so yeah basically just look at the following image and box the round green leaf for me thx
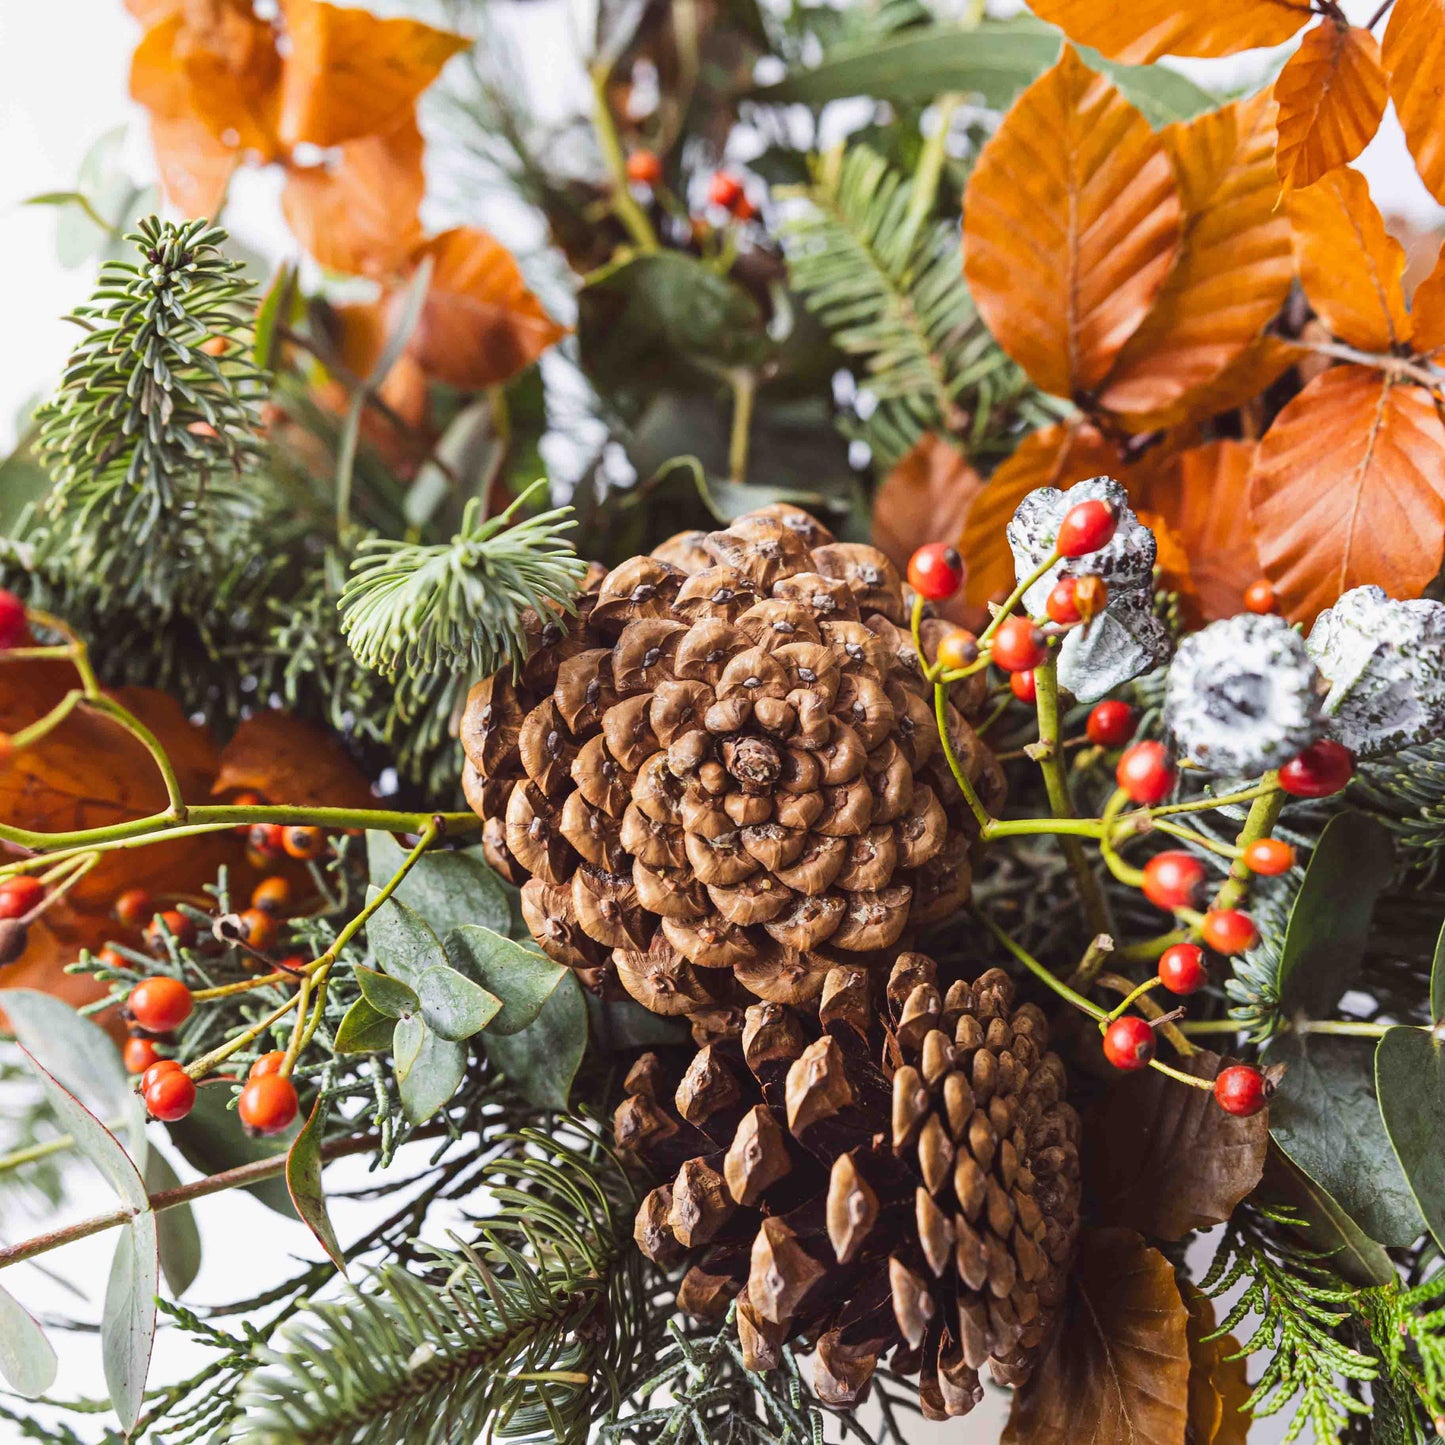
[367,832,511,938]
[484,972,588,1111]
[416,964,502,1042]
[0,1284,57,1399]
[396,1030,468,1125]
[445,925,564,1036]
[363,887,447,988]
[1377,1024,1445,1254]
[354,964,420,1020]
[392,1015,425,1080]
[334,996,397,1054]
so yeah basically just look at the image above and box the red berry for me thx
[1103,1015,1155,1071]
[1045,577,1081,624]
[1214,1064,1270,1116]
[144,1068,197,1122]
[145,909,197,952]
[0,590,30,650]
[1141,851,1207,911]
[1279,739,1354,798]
[114,888,154,929]
[238,1074,299,1135]
[282,825,325,861]
[708,170,745,210]
[907,543,964,601]
[1116,741,1174,805]
[991,616,1048,673]
[249,1050,287,1080]
[0,876,45,920]
[278,953,310,974]
[251,876,292,914]
[140,1058,184,1093]
[1087,700,1136,749]
[248,823,286,857]
[1056,499,1118,558]
[128,976,194,1033]
[1243,579,1277,615]
[1158,943,1208,995]
[1010,669,1037,703]
[1243,838,1295,876]
[1201,908,1259,955]
[626,149,662,186]
[935,627,979,672]
[124,1036,162,1074]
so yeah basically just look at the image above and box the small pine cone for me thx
[615,953,1082,1419]
[460,506,1001,1014]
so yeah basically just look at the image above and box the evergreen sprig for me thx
[339,482,587,683]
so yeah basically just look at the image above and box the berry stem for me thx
[1103,976,1163,1022]
[1148,781,1277,819]
[1210,775,1286,914]
[1113,927,1194,967]
[7,688,87,751]
[1146,817,1243,858]
[932,682,994,831]
[977,549,1061,646]
[589,64,660,251]
[1097,789,1146,888]
[87,694,189,821]
[1093,970,1196,1057]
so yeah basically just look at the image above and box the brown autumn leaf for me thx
[276,0,470,150]
[1023,0,1310,63]
[145,113,241,218]
[1183,1287,1252,1445]
[1382,0,1445,206]
[401,228,567,390]
[962,46,1181,400]
[1002,1228,1191,1445]
[282,111,426,278]
[1274,21,1387,190]
[1287,166,1412,352]
[961,422,1123,608]
[1085,1047,1269,1239]
[1250,366,1445,624]
[1099,94,1294,419]
[1132,440,1263,620]
[213,709,373,811]
[1413,241,1445,355]
[172,0,282,155]
[1134,508,1199,621]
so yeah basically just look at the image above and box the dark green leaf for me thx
[287,1095,345,1274]
[484,971,588,1110]
[1276,812,1394,1020]
[396,1028,467,1125]
[169,1085,296,1218]
[416,965,501,1041]
[1377,1024,1445,1254]
[0,1284,56,1399]
[354,964,420,1020]
[143,1151,201,1297]
[367,832,511,939]
[103,1215,159,1434]
[364,887,448,987]
[445,925,563,1036]
[334,996,396,1054]
[1265,1032,1424,1247]
[1430,918,1445,1026]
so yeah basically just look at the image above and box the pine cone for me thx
[614,953,1082,1418]
[460,505,1002,1016]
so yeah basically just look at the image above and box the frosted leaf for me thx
[1058,589,1173,704]
[1306,586,1445,757]
[1164,613,1325,777]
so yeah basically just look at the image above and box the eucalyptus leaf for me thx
[144,1150,201,1297]
[287,1096,345,1274]
[334,996,397,1054]
[445,925,563,1036]
[364,887,448,988]
[253,261,297,371]
[1431,918,1445,1026]
[367,832,512,938]
[355,964,420,1020]
[393,1015,426,1081]
[0,1284,57,1398]
[102,1214,159,1435]
[416,965,502,1042]
[484,971,588,1111]
[397,1029,468,1125]
[1377,1024,1445,1254]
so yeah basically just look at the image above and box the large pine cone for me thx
[460,505,1002,1016]
[614,953,1082,1418]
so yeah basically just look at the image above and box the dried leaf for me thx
[277,0,469,149]
[144,113,240,217]
[171,0,282,155]
[213,709,373,810]
[281,112,425,279]
[1382,0,1445,206]
[1183,1287,1252,1445]
[1413,241,1445,355]
[1023,0,1311,63]
[1100,94,1294,417]
[961,422,1123,608]
[401,228,567,390]
[963,47,1181,400]
[1287,166,1412,351]
[1086,1047,1268,1240]
[1274,22,1387,190]
[1003,1228,1190,1445]
[1250,366,1445,624]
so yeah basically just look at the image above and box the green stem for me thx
[1212,777,1286,913]
[1148,782,1275,820]
[984,817,1103,839]
[933,682,992,831]
[1105,976,1163,1022]
[898,93,960,255]
[89,695,188,821]
[590,66,659,251]
[727,369,756,484]
[1116,927,1192,965]
[8,689,85,750]
[976,910,1106,1021]
[977,549,1060,646]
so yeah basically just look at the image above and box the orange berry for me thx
[145,909,197,952]
[128,976,194,1033]
[248,823,285,857]
[144,1069,196,1122]
[1243,838,1295,876]
[935,627,979,672]
[140,1058,184,1093]
[278,954,310,974]
[0,876,44,920]
[626,149,662,185]
[124,1036,162,1074]
[1010,669,1037,703]
[1243,579,1277,615]
[97,945,126,969]
[990,617,1048,673]
[281,825,325,861]
[248,1050,287,1080]
[1201,908,1259,956]
[251,876,292,914]
[114,888,154,929]
[235,908,279,950]
[238,1074,299,1135]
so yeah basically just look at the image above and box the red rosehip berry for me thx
[0,876,45,920]
[1243,838,1295,876]
[251,876,292,914]
[1010,669,1038,703]
[1116,741,1174,805]
[0,589,30,650]
[114,888,154,929]
[1279,739,1354,798]
[1087,700,1137,749]
[1157,943,1208,995]
[140,1058,184,1094]
[1103,1015,1156,1071]
[1045,577,1081,624]
[1056,499,1118,558]
[248,1050,287,1081]
[1141,851,1208,912]
[935,627,979,672]
[144,1068,197,1122]
[626,149,662,186]
[282,825,325,861]
[128,976,194,1033]
[1214,1064,1270,1116]
[907,543,965,601]
[248,823,286,857]
[235,907,279,951]
[1243,579,1277,615]
[145,909,197,952]
[1201,908,1259,955]
[991,616,1049,673]
[708,170,745,211]
[238,1073,299,1135]
[123,1036,162,1074]
[278,953,310,974]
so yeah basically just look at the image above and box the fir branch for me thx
[1349,739,1445,881]
[338,482,587,683]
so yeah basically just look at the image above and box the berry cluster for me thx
[624,151,760,222]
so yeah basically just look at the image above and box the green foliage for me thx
[1352,739,1445,881]
[1357,1269,1445,1436]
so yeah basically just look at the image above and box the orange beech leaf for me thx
[1136,508,1199,619]
[961,421,1124,608]
[1099,95,1294,419]
[1184,1288,1252,1445]
[173,0,282,156]
[277,0,469,150]
[1274,22,1387,191]
[401,228,566,390]
[1112,334,1303,434]
[963,48,1181,401]
[1133,439,1262,620]
[145,114,241,217]
[126,0,183,24]
[282,112,425,278]
[1383,0,1445,205]
[1023,0,1311,63]
[214,709,374,811]
[1249,366,1445,624]
[1286,166,1411,351]
[1413,241,1445,355]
